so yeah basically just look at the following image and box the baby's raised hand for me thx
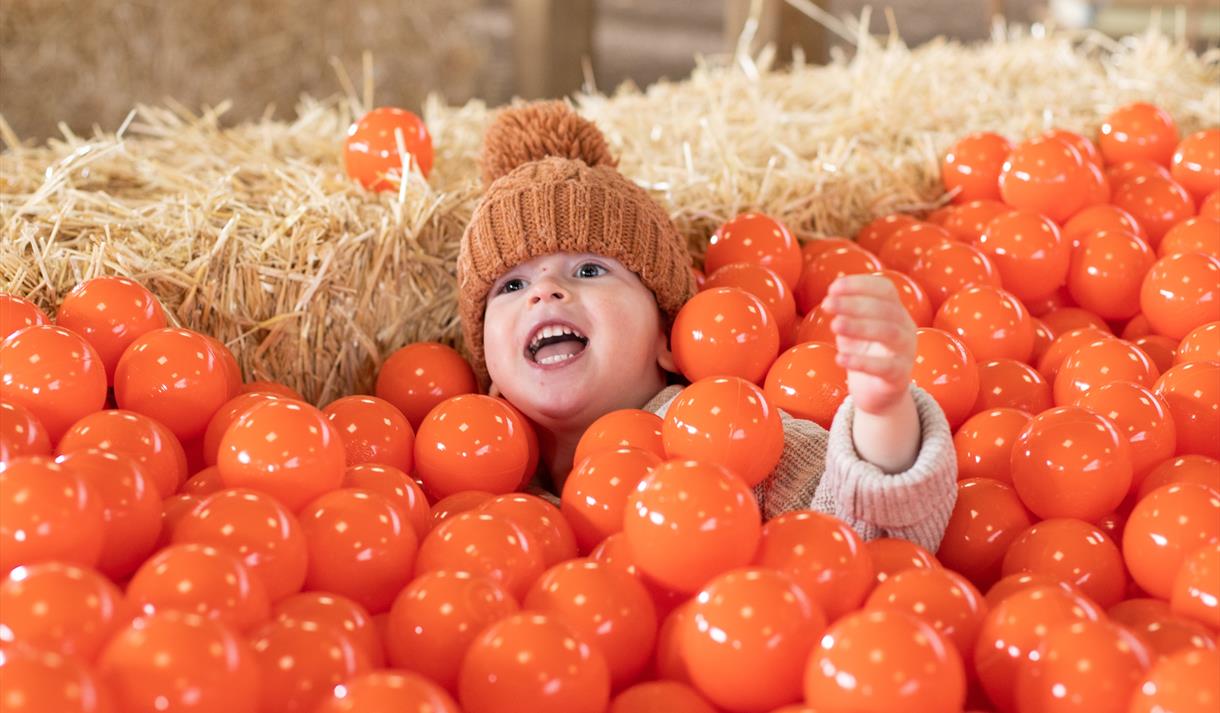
[820,275,917,415]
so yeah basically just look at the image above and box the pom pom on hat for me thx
[479,101,617,187]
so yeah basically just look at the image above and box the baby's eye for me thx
[498,278,525,294]
[576,262,607,278]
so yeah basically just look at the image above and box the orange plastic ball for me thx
[681,567,825,712]
[865,537,941,586]
[98,611,259,713]
[877,222,953,275]
[954,408,1031,485]
[983,572,1085,609]
[1113,174,1197,247]
[763,342,848,429]
[1017,619,1153,713]
[322,394,414,471]
[55,276,167,383]
[1038,308,1106,339]
[999,135,1091,223]
[973,585,1102,713]
[316,670,460,713]
[794,305,835,344]
[345,106,433,188]
[55,448,161,580]
[1037,327,1111,382]
[241,380,303,399]
[0,325,107,443]
[0,400,51,461]
[413,394,533,499]
[1001,517,1127,609]
[249,616,371,713]
[801,237,857,268]
[562,446,662,553]
[1099,102,1179,167]
[856,214,921,254]
[934,286,1034,363]
[870,268,934,327]
[344,463,431,541]
[1173,129,1220,200]
[1141,252,1220,340]
[865,567,986,663]
[299,488,419,613]
[1160,216,1220,258]
[1123,483,1220,599]
[942,132,1013,203]
[1155,360,1220,458]
[573,409,665,464]
[671,287,780,384]
[1054,336,1160,406]
[113,327,235,441]
[755,510,873,622]
[973,359,1051,414]
[941,199,1010,243]
[1077,381,1176,488]
[375,342,477,431]
[0,292,49,341]
[937,478,1034,591]
[127,542,270,632]
[458,612,611,713]
[478,493,577,567]
[1108,158,1174,190]
[1067,229,1156,320]
[1011,406,1133,521]
[1108,597,1218,658]
[795,244,885,315]
[804,609,966,713]
[1128,649,1220,713]
[1171,542,1220,630]
[1031,318,1054,364]
[911,328,979,430]
[525,558,657,689]
[172,487,308,603]
[609,682,716,713]
[589,532,686,621]
[57,409,187,498]
[217,399,346,511]
[431,490,494,523]
[972,209,1070,304]
[910,241,1001,309]
[1124,313,1155,339]
[1203,190,1220,220]
[1176,322,1220,366]
[1063,204,1148,246]
[706,213,803,289]
[0,647,114,713]
[0,456,104,574]
[385,570,518,692]
[202,391,288,467]
[272,591,384,667]
[1137,454,1220,502]
[0,562,124,660]
[704,262,798,337]
[662,376,784,487]
[416,509,544,599]
[1134,333,1180,373]
[624,459,761,595]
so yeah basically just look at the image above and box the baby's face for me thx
[484,252,674,430]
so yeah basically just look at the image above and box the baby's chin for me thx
[508,378,607,426]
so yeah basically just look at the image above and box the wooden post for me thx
[724,0,830,64]
[512,0,596,99]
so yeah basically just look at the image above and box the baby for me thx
[457,102,957,551]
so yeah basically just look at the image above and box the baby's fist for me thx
[820,274,916,415]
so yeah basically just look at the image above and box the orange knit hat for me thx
[457,101,696,389]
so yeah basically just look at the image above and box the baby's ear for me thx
[655,324,677,373]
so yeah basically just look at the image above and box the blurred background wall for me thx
[1,0,1215,143]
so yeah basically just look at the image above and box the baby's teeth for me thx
[538,353,572,365]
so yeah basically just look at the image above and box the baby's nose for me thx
[528,278,569,303]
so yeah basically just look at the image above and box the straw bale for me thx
[0,0,483,142]
[2,23,1218,404]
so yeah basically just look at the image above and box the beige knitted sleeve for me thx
[643,383,958,553]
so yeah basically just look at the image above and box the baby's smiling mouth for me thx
[526,322,590,366]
